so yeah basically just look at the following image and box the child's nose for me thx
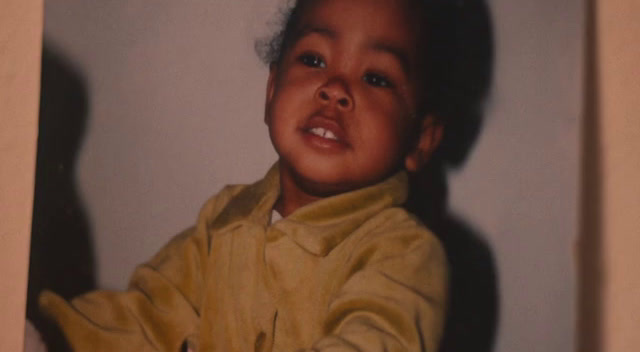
[315,78,353,111]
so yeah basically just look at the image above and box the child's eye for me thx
[363,72,393,88]
[298,54,326,68]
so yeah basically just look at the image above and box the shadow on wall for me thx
[26,43,95,352]
[406,1,498,351]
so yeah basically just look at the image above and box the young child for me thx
[40,0,449,351]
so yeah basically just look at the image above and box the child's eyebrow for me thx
[296,25,411,76]
[296,25,337,40]
[367,41,412,77]
[295,25,412,77]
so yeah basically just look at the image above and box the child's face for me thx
[265,0,428,196]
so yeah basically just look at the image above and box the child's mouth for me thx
[308,127,339,141]
[300,113,349,147]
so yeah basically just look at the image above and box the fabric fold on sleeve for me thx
[312,226,448,352]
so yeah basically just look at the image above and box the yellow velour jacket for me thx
[40,165,448,352]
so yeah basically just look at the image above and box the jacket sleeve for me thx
[39,185,244,352]
[313,218,449,352]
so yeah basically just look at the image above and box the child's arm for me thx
[39,185,244,352]
[313,217,448,352]
[39,226,204,351]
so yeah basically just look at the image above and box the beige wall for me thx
[43,0,282,289]
[449,0,583,350]
[597,0,640,351]
[0,0,43,350]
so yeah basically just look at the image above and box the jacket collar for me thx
[211,164,408,256]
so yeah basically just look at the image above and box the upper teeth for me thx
[310,127,338,140]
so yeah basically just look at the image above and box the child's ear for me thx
[265,63,278,124]
[405,115,444,172]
